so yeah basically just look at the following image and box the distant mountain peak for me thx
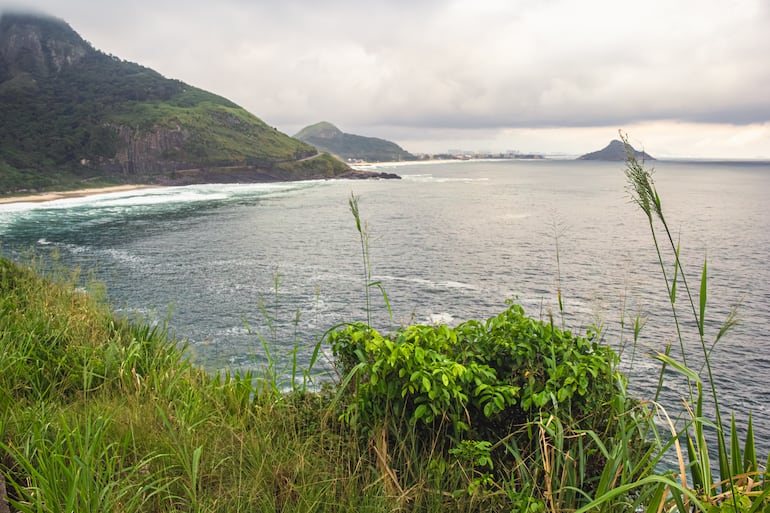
[294,121,416,163]
[0,12,92,77]
[578,139,655,161]
[294,121,343,140]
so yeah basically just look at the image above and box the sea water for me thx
[1,158,769,452]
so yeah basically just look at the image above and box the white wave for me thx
[39,187,173,210]
[401,174,489,184]
[0,202,43,213]
[427,312,454,325]
[443,280,477,290]
[221,326,250,336]
[95,190,228,207]
[400,174,434,182]
[0,182,310,214]
[102,248,143,264]
[380,275,433,286]
[381,275,477,291]
[58,242,90,254]
[36,239,142,264]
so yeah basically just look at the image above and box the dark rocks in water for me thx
[578,139,655,161]
[335,169,401,180]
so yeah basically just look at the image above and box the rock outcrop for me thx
[0,12,88,78]
[578,139,655,161]
[105,125,191,174]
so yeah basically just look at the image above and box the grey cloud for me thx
[2,0,768,155]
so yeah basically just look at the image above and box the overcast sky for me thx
[3,0,769,158]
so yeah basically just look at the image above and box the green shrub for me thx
[329,301,643,506]
[332,301,623,434]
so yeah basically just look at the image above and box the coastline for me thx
[0,167,401,206]
[0,184,159,205]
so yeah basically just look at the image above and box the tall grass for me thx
[1,153,768,512]
[348,192,392,327]
[0,256,382,512]
[576,133,770,512]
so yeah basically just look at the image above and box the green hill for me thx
[0,12,350,195]
[294,121,417,162]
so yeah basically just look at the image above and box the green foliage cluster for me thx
[328,303,642,507]
[331,303,622,435]
[110,99,317,166]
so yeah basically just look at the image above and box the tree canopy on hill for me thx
[0,12,349,194]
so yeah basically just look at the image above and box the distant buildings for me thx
[417,150,544,161]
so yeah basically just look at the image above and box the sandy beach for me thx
[0,184,158,205]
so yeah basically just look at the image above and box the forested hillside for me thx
[0,13,349,194]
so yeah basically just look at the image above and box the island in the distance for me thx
[578,139,655,161]
[0,13,397,196]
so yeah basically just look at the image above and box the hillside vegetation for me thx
[295,121,417,162]
[0,13,350,195]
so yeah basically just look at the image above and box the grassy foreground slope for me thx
[0,256,384,512]
[2,146,769,512]
[0,254,656,512]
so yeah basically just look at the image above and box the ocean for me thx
[1,158,769,453]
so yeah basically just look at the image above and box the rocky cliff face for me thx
[0,13,89,78]
[106,125,192,174]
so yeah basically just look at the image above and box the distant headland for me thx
[0,13,399,197]
[578,139,655,161]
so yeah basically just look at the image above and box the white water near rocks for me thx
[2,159,769,454]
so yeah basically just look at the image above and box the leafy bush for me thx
[332,302,622,432]
[329,301,642,504]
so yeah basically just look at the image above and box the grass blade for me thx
[698,258,707,337]
[368,280,393,321]
[686,431,704,491]
[730,413,742,479]
[744,413,756,474]
[670,240,680,304]
[652,352,700,383]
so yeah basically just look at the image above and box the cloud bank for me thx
[3,0,769,157]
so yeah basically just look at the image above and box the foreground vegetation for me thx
[1,145,769,511]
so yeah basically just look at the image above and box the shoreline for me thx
[0,184,159,205]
